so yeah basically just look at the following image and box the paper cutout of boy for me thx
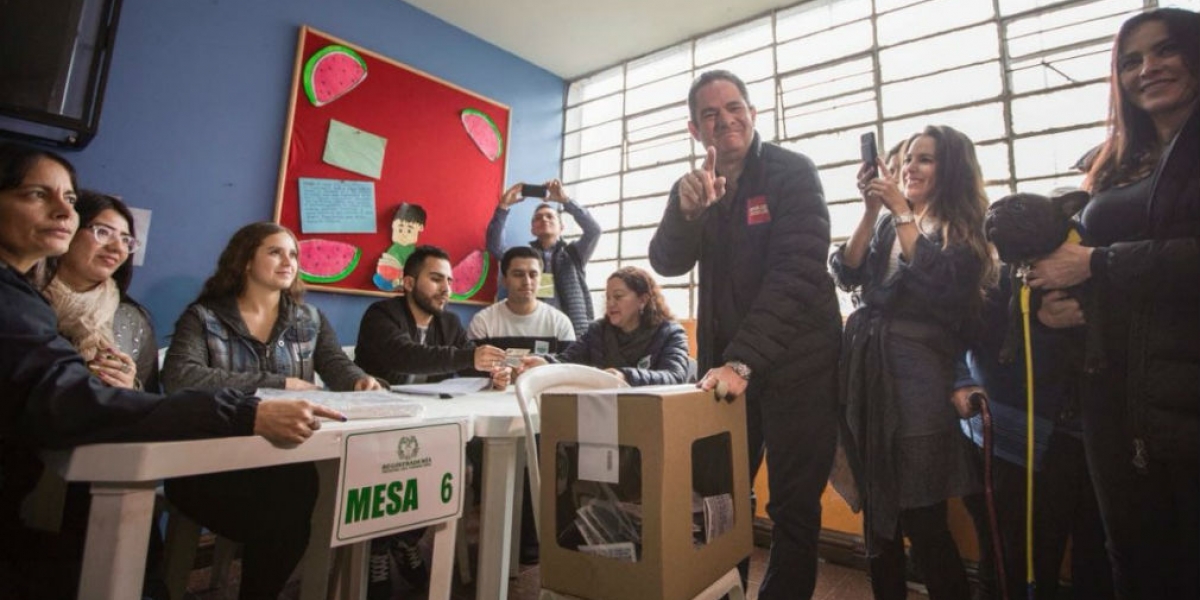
[373,203,427,292]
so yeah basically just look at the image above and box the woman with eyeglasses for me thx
[42,191,159,391]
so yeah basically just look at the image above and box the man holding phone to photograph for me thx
[486,178,601,337]
[649,69,842,600]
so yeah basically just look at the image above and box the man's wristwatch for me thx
[894,211,916,225]
[725,361,752,381]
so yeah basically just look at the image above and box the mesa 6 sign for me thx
[332,420,466,545]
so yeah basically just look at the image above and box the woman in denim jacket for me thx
[161,222,381,600]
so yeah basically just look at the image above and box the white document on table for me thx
[254,388,424,420]
[391,377,491,397]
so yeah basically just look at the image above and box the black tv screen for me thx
[0,0,123,148]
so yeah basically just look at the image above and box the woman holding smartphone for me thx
[831,125,994,600]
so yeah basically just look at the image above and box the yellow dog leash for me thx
[1020,282,1035,599]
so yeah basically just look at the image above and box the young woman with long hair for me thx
[161,221,378,600]
[831,125,994,600]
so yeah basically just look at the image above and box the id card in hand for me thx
[504,348,530,367]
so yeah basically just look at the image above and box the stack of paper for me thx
[390,377,491,397]
[691,491,734,547]
[254,389,424,420]
[570,482,642,562]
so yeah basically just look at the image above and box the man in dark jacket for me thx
[353,244,508,596]
[486,178,601,337]
[355,245,507,385]
[649,70,842,600]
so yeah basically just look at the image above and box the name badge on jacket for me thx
[537,273,555,298]
[747,195,771,225]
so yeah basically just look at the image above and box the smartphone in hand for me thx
[860,132,879,179]
[521,184,548,198]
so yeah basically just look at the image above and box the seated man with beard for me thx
[356,244,507,386]
[354,244,506,597]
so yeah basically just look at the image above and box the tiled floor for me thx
[185,499,924,600]
[186,541,925,600]
[450,546,926,600]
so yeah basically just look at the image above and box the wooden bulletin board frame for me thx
[273,26,509,302]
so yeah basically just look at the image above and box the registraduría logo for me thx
[397,435,420,460]
[382,434,431,474]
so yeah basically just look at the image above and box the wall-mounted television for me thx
[0,0,123,148]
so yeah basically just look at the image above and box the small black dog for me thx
[985,190,1105,372]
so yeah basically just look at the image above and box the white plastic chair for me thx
[519,364,745,600]
[162,509,240,597]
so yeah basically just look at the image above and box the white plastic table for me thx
[42,389,532,600]
[400,389,531,600]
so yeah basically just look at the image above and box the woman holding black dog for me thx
[831,125,994,600]
[1028,8,1199,598]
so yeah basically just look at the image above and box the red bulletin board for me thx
[273,26,508,302]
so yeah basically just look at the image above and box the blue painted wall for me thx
[65,0,564,345]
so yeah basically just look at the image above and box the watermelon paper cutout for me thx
[450,249,489,301]
[461,109,503,161]
[299,239,361,284]
[303,45,367,107]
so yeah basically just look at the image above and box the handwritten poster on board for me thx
[298,178,376,233]
[273,27,509,301]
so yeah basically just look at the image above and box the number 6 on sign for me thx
[332,420,466,546]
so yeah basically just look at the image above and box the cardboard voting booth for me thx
[539,385,752,600]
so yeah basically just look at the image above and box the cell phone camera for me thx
[521,184,548,198]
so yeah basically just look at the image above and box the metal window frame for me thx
[562,0,1177,319]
